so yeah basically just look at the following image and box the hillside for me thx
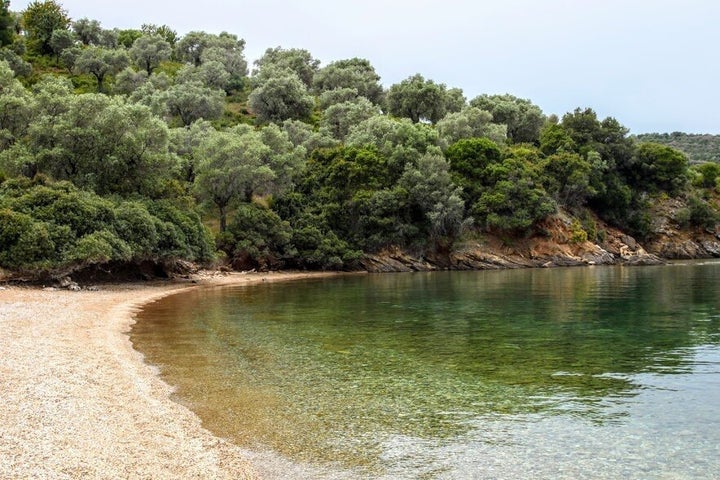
[635,133,720,164]
[0,1,719,282]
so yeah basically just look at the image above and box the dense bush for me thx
[0,178,214,272]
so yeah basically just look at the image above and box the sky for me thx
[11,0,720,134]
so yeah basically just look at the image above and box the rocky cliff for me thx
[360,210,720,273]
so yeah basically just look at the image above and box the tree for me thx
[97,28,118,48]
[399,152,467,247]
[26,93,176,196]
[254,46,319,87]
[175,31,245,67]
[72,17,101,45]
[176,62,230,91]
[48,28,74,62]
[248,70,314,123]
[0,47,32,77]
[117,28,142,48]
[21,0,70,55]
[630,142,688,195]
[194,125,304,231]
[74,46,129,92]
[386,74,450,124]
[281,119,339,154]
[165,81,225,126]
[473,148,556,233]
[168,119,214,184]
[141,23,177,46]
[313,58,384,105]
[58,44,80,72]
[470,94,545,144]
[0,0,14,47]
[318,87,360,109]
[113,66,148,95]
[541,151,594,209]
[0,61,33,150]
[693,162,720,189]
[320,97,378,140]
[436,106,507,147]
[129,35,171,74]
[346,115,441,179]
[200,46,247,92]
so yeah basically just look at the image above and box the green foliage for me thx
[117,29,142,49]
[0,6,711,274]
[541,151,594,209]
[693,162,720,189]
[635,132,720,164]
[21,0,71,55]
[345,115,441,178]
[676,195,719,230]
[386,74,453,124]
[436,106,507,148]
[399,153,467,247]
[175,31,245,68]
[166,81,226,126]
[254,46,319,88]
[470,94,545,144]
[74,46,129,92]
[48,28,74,61]
[141,24,177,47]
[0,179,214,271]
[248,70,314,123]
[539,122,575,155]
[0,0,13,47]
[320,97,378,140]
[313,58,384,105]
[72,17,101,45]
[630,142,688,195]
[220,202,295,270]
[129,35,172,74]
[193,124,304,231]
[23,90,176,196]
[569,219,588,244]
[446,137,502,205]
[472,150,556,233]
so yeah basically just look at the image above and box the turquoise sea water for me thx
[132,262,720,479]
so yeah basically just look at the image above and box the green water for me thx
[133,263,720,479]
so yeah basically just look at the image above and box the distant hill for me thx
[634,132,720,164]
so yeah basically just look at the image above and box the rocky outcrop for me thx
[360,213,666,273]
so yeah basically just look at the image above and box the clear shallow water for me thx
[132,263,720,479]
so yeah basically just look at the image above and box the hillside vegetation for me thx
[634,133,720,164]
[1,0,719,280]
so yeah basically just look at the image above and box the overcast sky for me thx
[11,0,720,134]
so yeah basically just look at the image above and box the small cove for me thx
[132,263,720,478]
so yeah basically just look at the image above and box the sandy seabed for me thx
[0,271,342,479]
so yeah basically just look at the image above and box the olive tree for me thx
[313,58,384,105]
[254,46,319,87]
[470,94,546,144]
[194,125,304,231]
[72,17,101,45]
[399,152,467,247]
[74,46,129,92]
[166,81,225,126]
[129,35,171,74]
[48,28,74,62]
[248,69,314,123]
[386,74,450,124]
[320,97,379,140]
[436,106,507,147]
